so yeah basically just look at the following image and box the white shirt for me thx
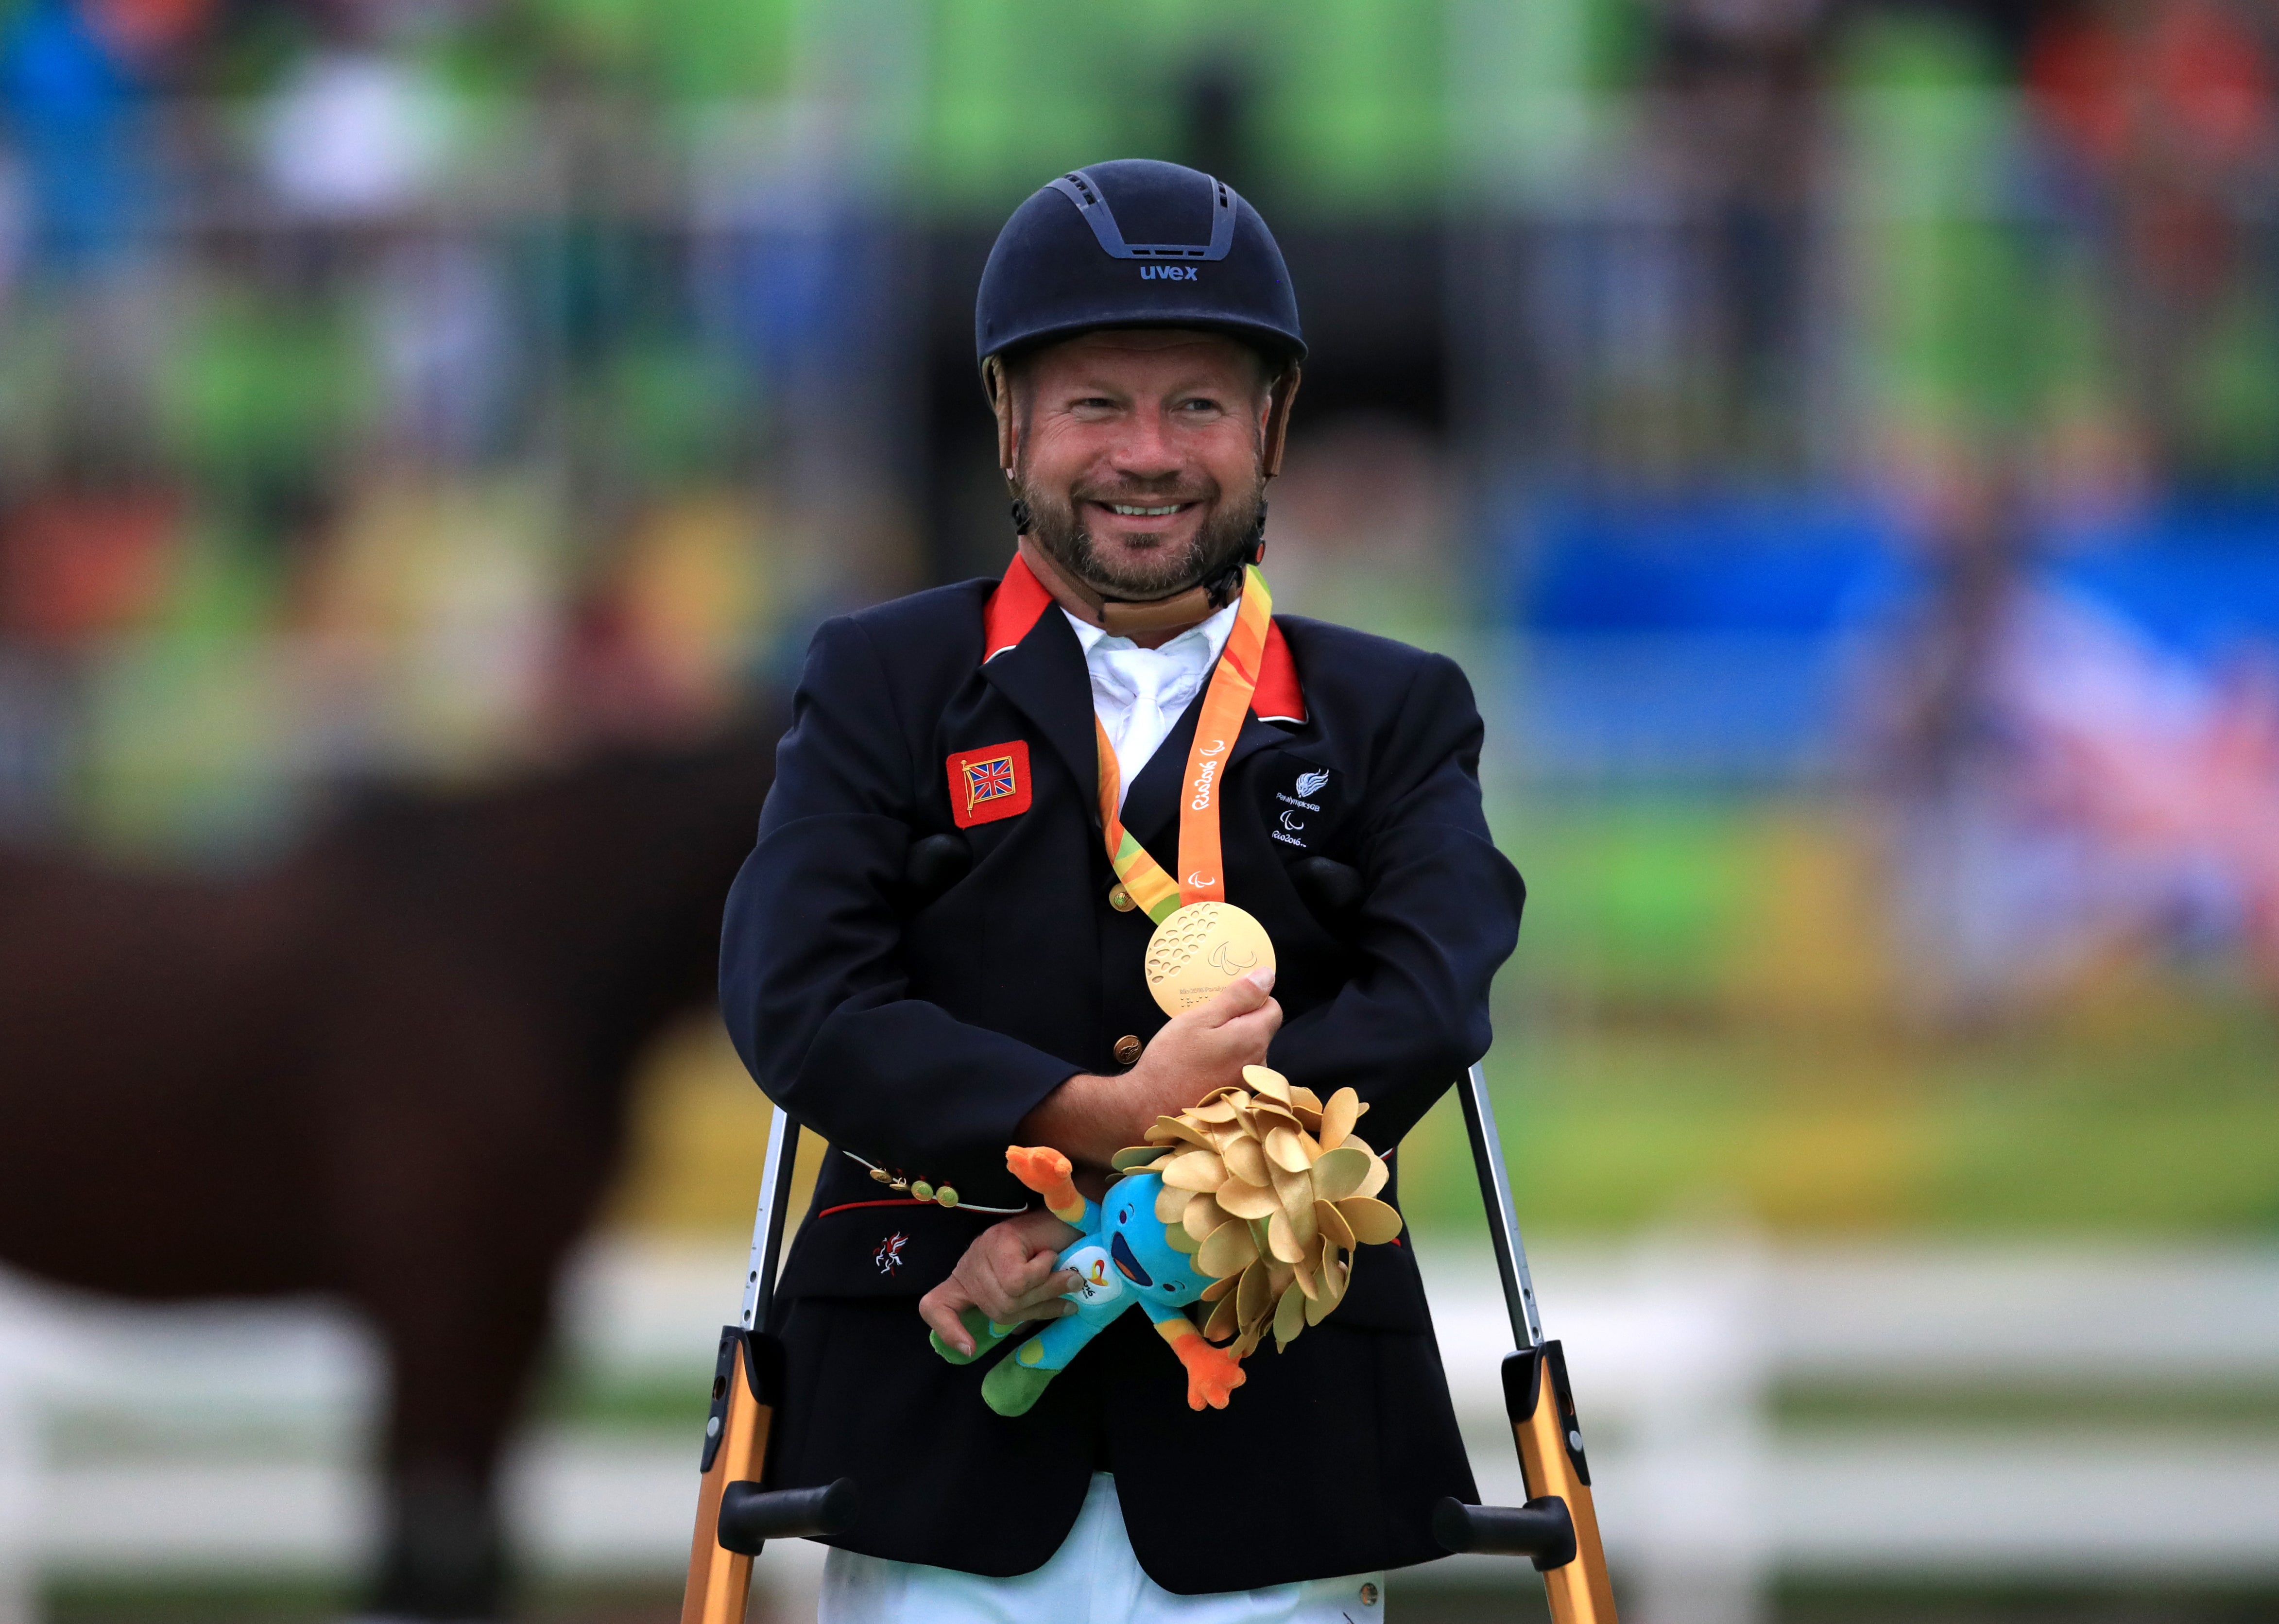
[1064,601,1238,810]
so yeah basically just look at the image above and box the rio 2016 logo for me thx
[1061,1245,1122,1305]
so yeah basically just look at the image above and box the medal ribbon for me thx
[1093,565,1274,926]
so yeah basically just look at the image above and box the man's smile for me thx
[1080,496,1210,547]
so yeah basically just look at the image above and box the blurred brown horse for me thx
[0,728,776,1618]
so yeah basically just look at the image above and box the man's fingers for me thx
[919,1288,974,1354]
[925,1252,1079,1351]
[967,1268,1079,1326]
[1004,1268,1081,1321]
[960,1259,1024,1323]
[1197,968,1274,1025]
[1003,1250,1066,1303]
[974,1258,1075,1321]
[1010,1267,1080,1306]
[968,1280,1025,1323]
[1224,995,1282,1037]
[939,1214,1084,1328]
[993,1276,1048,1317]
[1205,998,1281,1064]
[982,1229,1039,1268]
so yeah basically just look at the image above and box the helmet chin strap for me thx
[1261,364,1301,479]
[1016,534,1224,640]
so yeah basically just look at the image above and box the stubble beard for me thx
[1019,475,1266,603]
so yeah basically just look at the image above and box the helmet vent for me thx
[1047,168,1238,264]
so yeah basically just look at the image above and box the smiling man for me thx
[720,160,1525,1624]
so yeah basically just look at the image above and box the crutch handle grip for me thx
[716,1477,861,1556]
[1432,1495,1578,1571]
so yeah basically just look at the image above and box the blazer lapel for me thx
[979,607,1098,816]
[1228,708,1300,771]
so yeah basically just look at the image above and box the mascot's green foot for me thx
[931,1307,1018,1366]
[980,1348,1062,1417]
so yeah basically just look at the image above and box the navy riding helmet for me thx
[975,160,1305,372]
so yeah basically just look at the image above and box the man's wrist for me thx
[1016,1071,1123,1169]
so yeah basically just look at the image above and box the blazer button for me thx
[1108,884,1135,911]
[1113,1034,1144,1067]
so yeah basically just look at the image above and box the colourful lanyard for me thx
[1092,565,1274,926]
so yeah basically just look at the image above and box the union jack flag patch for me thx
[967,757,1015,802]
[946,739,1033,828]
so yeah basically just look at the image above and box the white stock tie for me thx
[1066,599,1238,812]
[1092,644,1203,811]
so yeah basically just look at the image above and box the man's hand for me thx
[1017,968,1281,1170]
[918,1208,1084,1355]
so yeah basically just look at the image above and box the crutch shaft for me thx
[681,1107,808,1624]
[682,1328,780,1624]
[1443,1064,1621,1623]
[1508,1344,1617,1624]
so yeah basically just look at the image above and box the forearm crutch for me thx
[1432,1062,1619,1624]
[680,1107,859,1624]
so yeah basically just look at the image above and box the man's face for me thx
[1008,328,1271,602]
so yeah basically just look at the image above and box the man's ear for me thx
[1261,366,1302,479]
[985,357,1018,481]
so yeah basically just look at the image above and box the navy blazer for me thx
[719,572,1525,1592]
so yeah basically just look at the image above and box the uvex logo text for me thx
[1141,266,1199,281]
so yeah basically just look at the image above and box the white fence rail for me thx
[3,1238,2277,1621]
[1417,1238,2279,1623]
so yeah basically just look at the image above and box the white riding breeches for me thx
[818,1472,1388,1624]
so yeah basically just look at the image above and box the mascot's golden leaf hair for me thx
[1111,1065,1401,1359]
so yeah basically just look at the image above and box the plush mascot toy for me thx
[932,1145,1245,1416]
[931,1067,1402,1417]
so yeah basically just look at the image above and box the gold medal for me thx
[1143,902,1276,1015]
